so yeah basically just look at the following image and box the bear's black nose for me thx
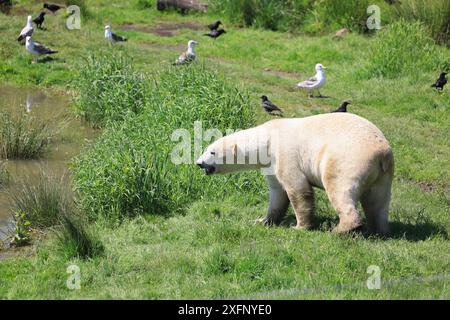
[197,161,215,175]
[197,162,205,168]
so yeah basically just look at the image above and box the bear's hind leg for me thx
[324,182,363,233]
[261,175,290,225]
[328,192,363,233]
[361,173,392,236]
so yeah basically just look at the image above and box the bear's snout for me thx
[197,161,216,175]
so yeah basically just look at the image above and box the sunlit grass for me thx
[0,0,448,299]
[0,111,55,159]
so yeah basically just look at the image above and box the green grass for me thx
[74,49,148,126]
[366,19,447,79]
[0,0,449,299]
[73,58,260,220]
[0,161,8,186]
[0,111,55,159]
[390,0,450,45]
[56,212,104,260]
[8,172,73,229]
[209,0,450,43]
[0,196,448,299]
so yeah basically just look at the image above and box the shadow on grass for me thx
[36,57,57,64]
[388,221,448,241]
[280,214,448,241]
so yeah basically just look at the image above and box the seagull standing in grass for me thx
[25,36,57,61]
[294,63,326,98]
[105,25,127,42]
[332,101,350,113]
[17,16,34,42]
[261,95,283,115]
[173,40,198,65]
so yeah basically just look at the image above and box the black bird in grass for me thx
[43,3,64,13]
[204,28,226,40]
[0,0,11,14]
[385,0,401,5]
[431,72,447,91]
[332,101,350,113]
[261,95,283,115]
[207,20,222,31]
[33,11,46,30]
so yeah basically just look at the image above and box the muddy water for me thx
[0,85,94,244]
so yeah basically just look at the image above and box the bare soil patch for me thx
[120,22,203,37]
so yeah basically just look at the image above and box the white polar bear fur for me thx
[196,113,394,234]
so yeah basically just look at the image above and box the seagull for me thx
[431,72,447,91]
[294,63,326,98]
[208,20,222,31]
[25,36,57,61]
[104,25,127,42]
[33,11,46,30]
[261,95,283,115]
[43,3,64,13]
[17,16,34,42]
[173,40,198,65]
[332,101,350,113]
[204,29,226,40]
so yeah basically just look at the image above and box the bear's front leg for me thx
[260,175,290,225]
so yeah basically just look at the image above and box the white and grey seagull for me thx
[25,36,57,61]
[104,25,127,42]
[17,15,34,42]
[173,40,198,65]
[294,63,326,98]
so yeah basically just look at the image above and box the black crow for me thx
[385,0,401,5]
[431,72,447,90]
[0,0,11,14]
[33,11,46,30]
[332,101,350,113]
[204,28,226,40]
[261,95,283,115]
[43,3,64,13]
[208,20,222,31]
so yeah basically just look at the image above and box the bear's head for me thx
[196,130,274,175]
[196,137,238,175]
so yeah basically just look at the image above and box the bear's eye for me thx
[210,152,216,156]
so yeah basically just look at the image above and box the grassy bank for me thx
[209,0,450,45]
[0,111,55,159]
[0,0,449,299]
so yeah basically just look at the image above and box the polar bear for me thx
[196,113,394,234]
